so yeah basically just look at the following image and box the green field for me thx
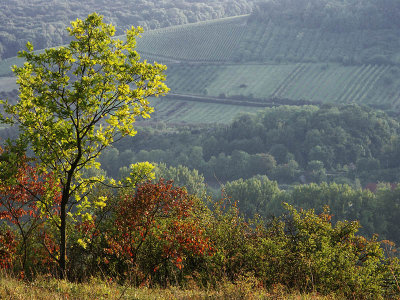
[165,63,397,108]
[148,97,262,124]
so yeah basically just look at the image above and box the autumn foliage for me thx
[0,228,16,270]
[1,150,400,297]
[105,179,213,282]
[0,145,62,274]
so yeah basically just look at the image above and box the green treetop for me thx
[0,12,169,278]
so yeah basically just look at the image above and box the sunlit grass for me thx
[0,274,342,300]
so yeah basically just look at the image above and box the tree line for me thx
[251,0,400,32]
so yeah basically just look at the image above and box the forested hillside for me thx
[99,104,400,187]
[0,0,253,60]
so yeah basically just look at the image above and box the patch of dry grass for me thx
[0,274,341,300]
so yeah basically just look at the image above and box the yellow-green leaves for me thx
[26,41,34,52]
[1,13,169,253]
[94,196,107,209]
[6,12,168,181]
[121,162,155,187]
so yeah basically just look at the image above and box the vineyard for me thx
[2,14,400,124]
[235,22,400,65]
[165,63,399,108]
[147,96,261,124]
[136,15,400,65]
[136,15,248,62]
[134,14,400,111]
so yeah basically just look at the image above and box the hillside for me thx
[132,11,400,115]
[2,0,400,123]
[136,14,400,65]
[0,0,253,60]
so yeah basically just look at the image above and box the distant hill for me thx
[2,0,400,124]
[0,0,254,60]
[131,6,400,116]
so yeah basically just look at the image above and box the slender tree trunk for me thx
[59,198,67,279]
[58,136,81,279]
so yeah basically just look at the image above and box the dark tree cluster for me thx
[251,0,400,32]
[104,104,400,186]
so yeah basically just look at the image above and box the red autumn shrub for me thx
[0,227,17,270]
[106,179,213,283]
[0,145,61,274]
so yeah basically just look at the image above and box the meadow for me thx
[0,275,339,300]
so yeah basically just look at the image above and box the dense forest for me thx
[252,0,400,31]
[92,104,400,245]
[0,0,253,60]
[98,104,400,186]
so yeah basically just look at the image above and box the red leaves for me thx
[0,145,61,271]
[0,228,16,269]
[106,179,213,272]
[0,150,60,226]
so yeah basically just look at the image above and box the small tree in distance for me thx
[0,13,169,278]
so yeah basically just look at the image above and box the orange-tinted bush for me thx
[105,179,213,284]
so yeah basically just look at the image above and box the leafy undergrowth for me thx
[0,275,339,300]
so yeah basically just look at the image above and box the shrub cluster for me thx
[1,154,400,299]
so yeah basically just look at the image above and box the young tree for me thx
[0,13,169,278]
